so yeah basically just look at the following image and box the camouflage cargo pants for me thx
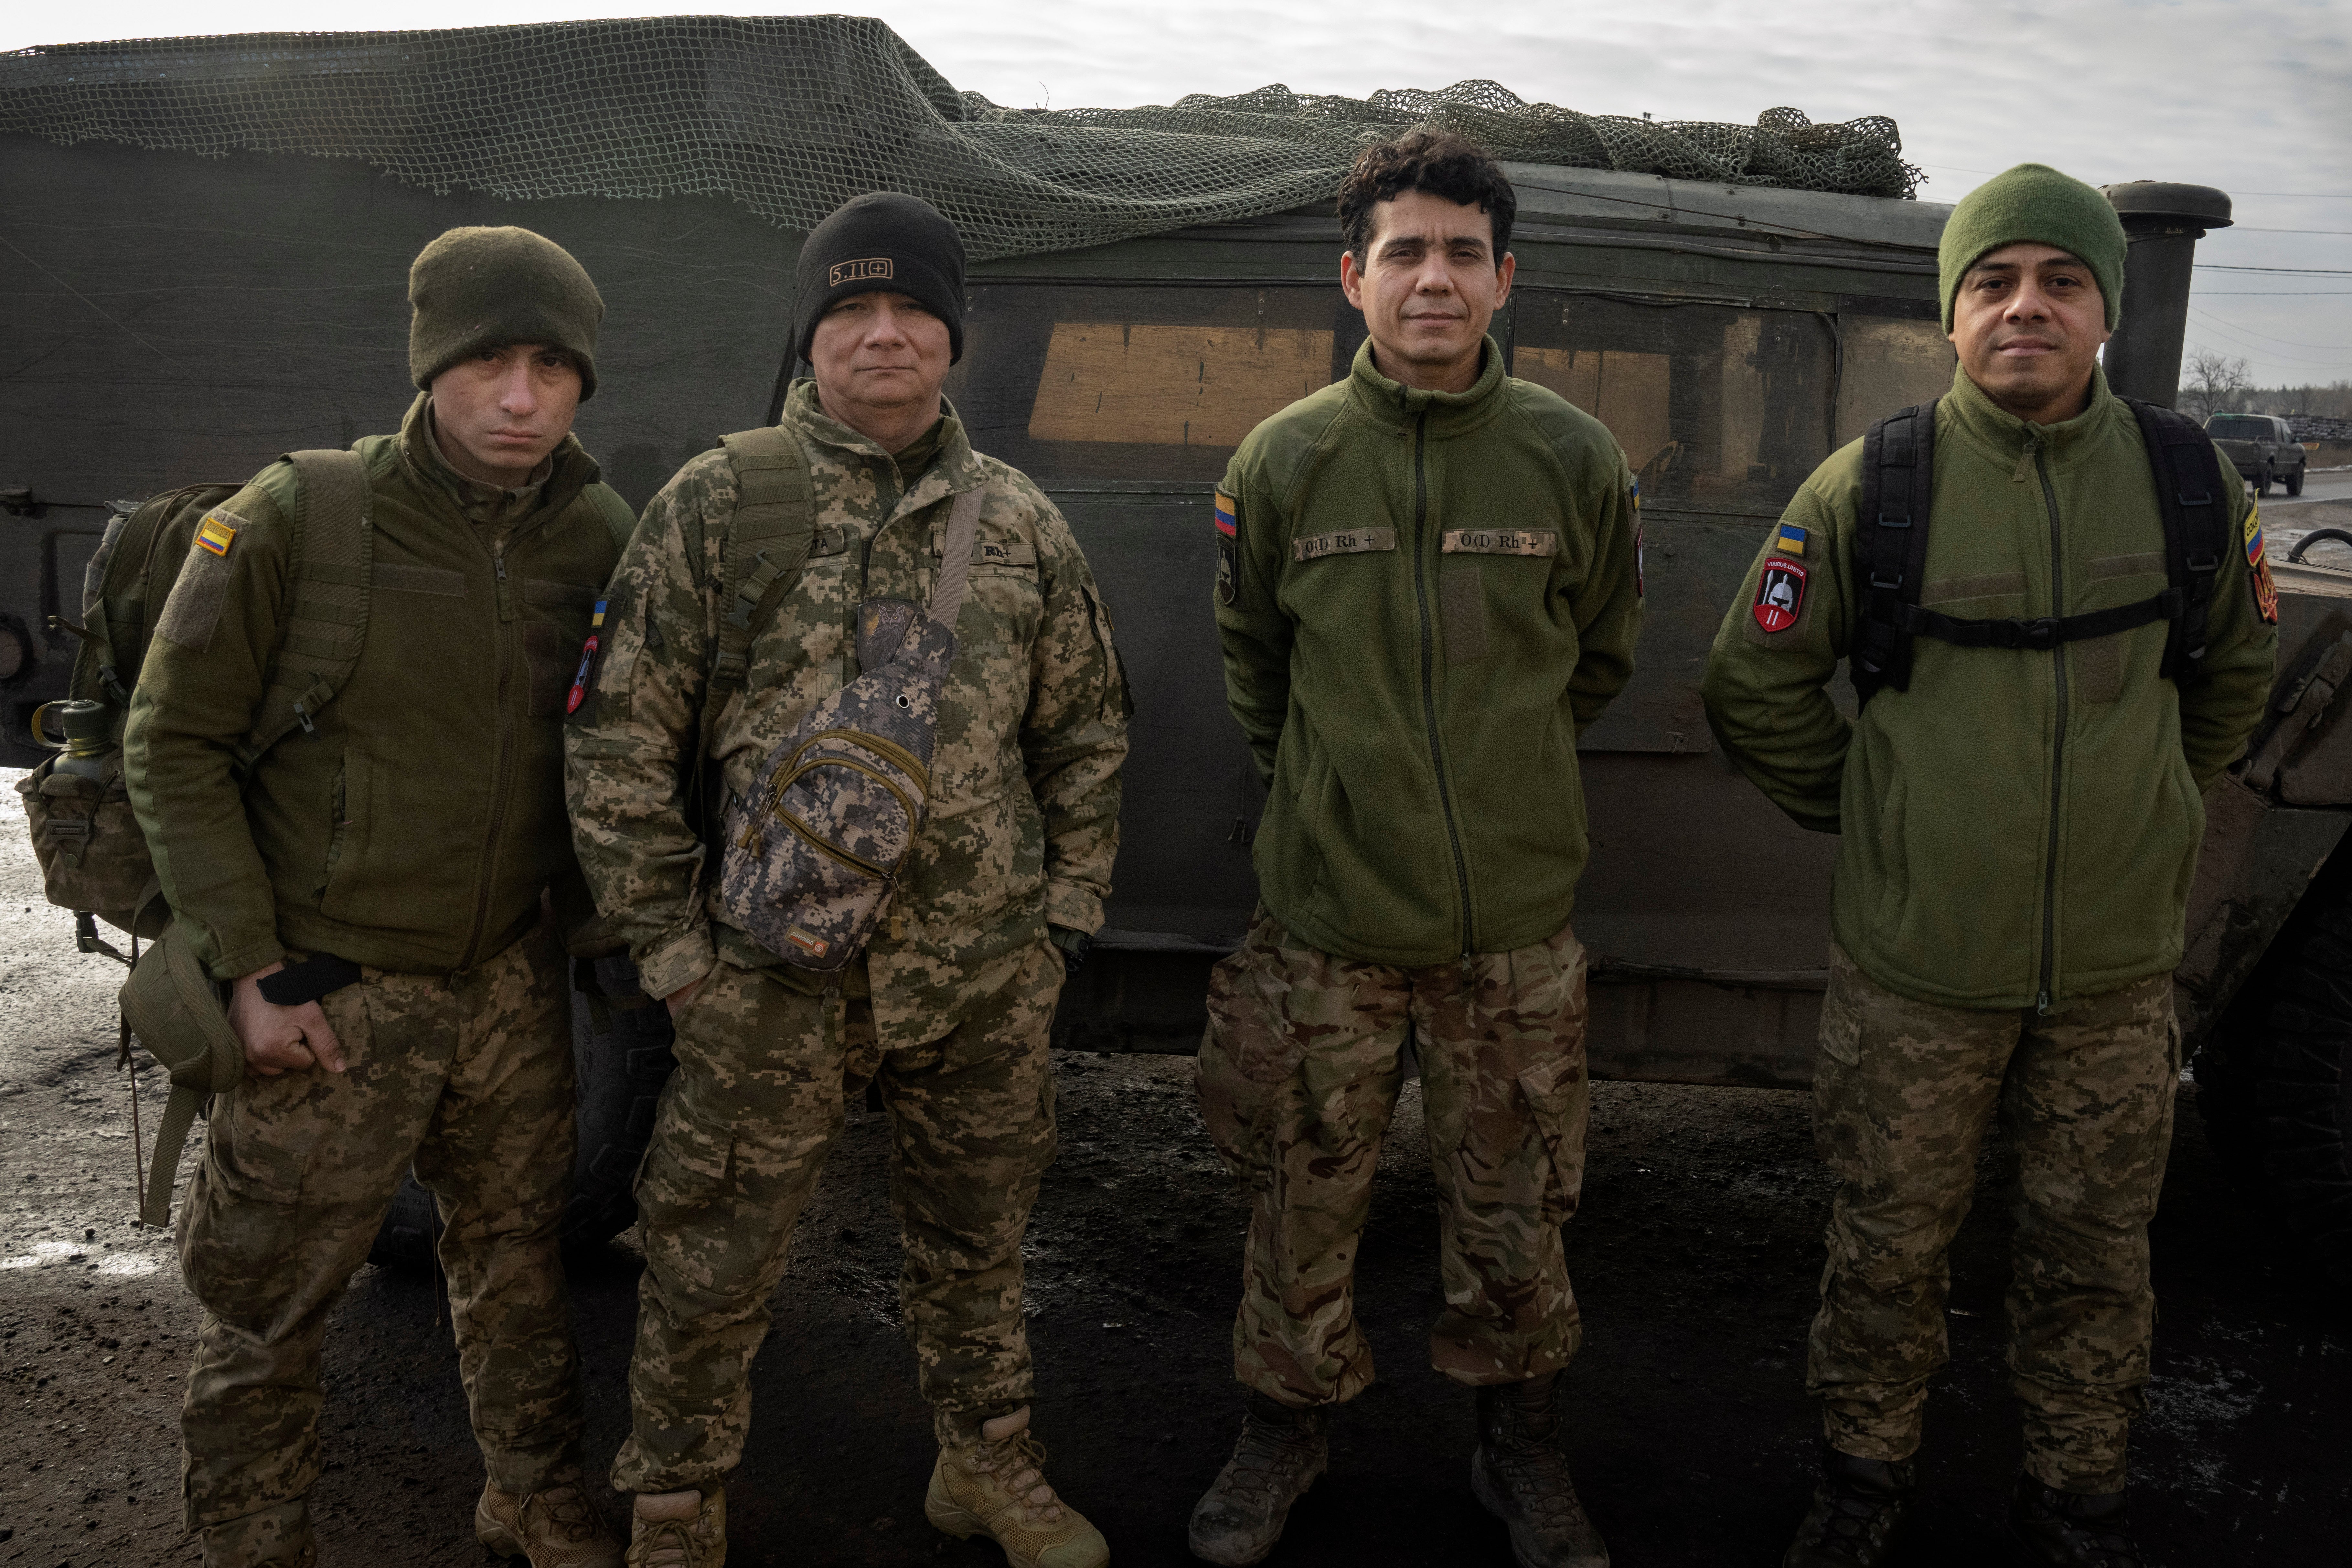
[1196,907,1589,1408]
[176,921,582,1558]
[1809,944,2180,1494]
[609,936,1061,1493]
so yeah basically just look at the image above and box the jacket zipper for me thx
[2032,437,2066,1013]
[459,538,516,971]
[1408,410,1475,956]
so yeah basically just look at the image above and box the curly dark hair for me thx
[1337,128,1516,265]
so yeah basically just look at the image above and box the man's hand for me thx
[229,963,347,1076]
[665,977,705,1019]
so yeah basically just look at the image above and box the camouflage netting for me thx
[0,15,1921,261]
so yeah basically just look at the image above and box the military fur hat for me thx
[1938,164,2128,333]
[408,226,605,399]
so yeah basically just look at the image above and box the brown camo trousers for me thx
[1197,907,1590,1407]
[609,936,1061,1493]
[176,922,583,1560]
[1810,944,2180,1494]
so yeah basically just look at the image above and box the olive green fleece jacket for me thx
[1701,364,2276,1010]
[125,395,625,979]
[1217,338,1645,966]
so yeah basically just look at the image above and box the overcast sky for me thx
[7,1,2348,388]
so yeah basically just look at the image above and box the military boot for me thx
[477,1469,625,1567]
[926,1405,1109,1568]
[1781,1450,1914,1568]
[1470,1374,1611,1568]
[1187,1392,1330,1565]
[2004,1475,2145,1567]
[626,1487,725,1568]
[198,1498,315,1568]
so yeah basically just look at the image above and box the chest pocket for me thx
[523,579,601,717]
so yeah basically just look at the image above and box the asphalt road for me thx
[4,779,2349,1568]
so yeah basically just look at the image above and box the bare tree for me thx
[2181,349,2253,421]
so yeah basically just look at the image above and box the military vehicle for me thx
[4,21,2347,1287]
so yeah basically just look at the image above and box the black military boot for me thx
[1781,1449,1914,1568]
[2005,1474,2145,1567]
[1469,1374,1610,1568]
[1187,1393,1329,1566]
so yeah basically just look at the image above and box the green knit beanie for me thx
[1937,164,2127,333]
[408,227,604,400]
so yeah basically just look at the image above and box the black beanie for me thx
[792,193,967,366]
[409,226,604,399]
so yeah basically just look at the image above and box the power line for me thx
[2186,306,2352,352]
[2197,291,2352,296]
[2235,226,2352,235]
[2197,264,2352,275]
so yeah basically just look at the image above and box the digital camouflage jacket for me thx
[564,383,1129,1047]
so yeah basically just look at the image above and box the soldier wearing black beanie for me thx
[791,193,967,366]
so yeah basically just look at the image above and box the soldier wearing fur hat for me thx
[125,225,635,1568]
[565,191,1128,1568]
[1701,165,2276,1567]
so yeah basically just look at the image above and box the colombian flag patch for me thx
[1775,522,1808,557]
[2246,505,2278,624]
[1214,492,1239,538]
[194,512,239,558]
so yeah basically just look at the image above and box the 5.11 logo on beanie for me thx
[829,257,895,287]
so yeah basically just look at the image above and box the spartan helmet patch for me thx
[1754,558,1807,634]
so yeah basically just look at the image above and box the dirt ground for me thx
[4,776,2347,1567]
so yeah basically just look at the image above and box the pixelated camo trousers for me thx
[176,922,583,1542]
[1196,907,1589,1407]
[609,936,1061,1493]
[1809,944,2180,1495]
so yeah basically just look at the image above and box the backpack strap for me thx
[2126,399,2228,682]
[233,448,372,773]
[1849,400,1938,705]
[687,427,818,836]
[583,480,639,555]
[928,487,988,629]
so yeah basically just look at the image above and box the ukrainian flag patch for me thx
[194,511,239,558]
[1775,522,1808,558]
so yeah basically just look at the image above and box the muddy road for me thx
[3,777,2346,1567]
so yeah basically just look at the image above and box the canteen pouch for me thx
[16,748,155,930]
[119,920,246,1225]
[716,487,986,970]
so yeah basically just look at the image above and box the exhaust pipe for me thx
[2100,181,2233,410]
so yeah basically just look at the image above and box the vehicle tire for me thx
[2196,853,2352,1289]
[2254,465,2273,498]
[366,954,680,1271]
[2286,465,2305,498]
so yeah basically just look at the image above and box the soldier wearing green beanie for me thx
[129,223,636,1568]
[1703,163,2275,1568]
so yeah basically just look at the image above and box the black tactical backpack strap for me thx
[1849,400,1938,704]
[234,448,373,773]
[2126,399,2228,682]
[687,427,818,836]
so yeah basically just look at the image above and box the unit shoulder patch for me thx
[2245,504,2278,625]
[1214,489,1240,604]
[1752,556,1808,635]
[1440,528,1555,557]
[1294,528,1398,562]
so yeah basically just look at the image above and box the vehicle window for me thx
[1835,317,1957,446]
[1510,293,1838,516]
[941,284,1365,486]
[2208,415,2266,440]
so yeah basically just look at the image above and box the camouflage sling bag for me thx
[714,483,987,969]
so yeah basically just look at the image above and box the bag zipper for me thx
[779,727,932,793]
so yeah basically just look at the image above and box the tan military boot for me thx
[476,1470,625,1567]
[626,1488,726,1568]
[925,1406,1109,1568]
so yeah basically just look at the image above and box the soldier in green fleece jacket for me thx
[1702,165,2275,1568]
[1189,130,1641,1568]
